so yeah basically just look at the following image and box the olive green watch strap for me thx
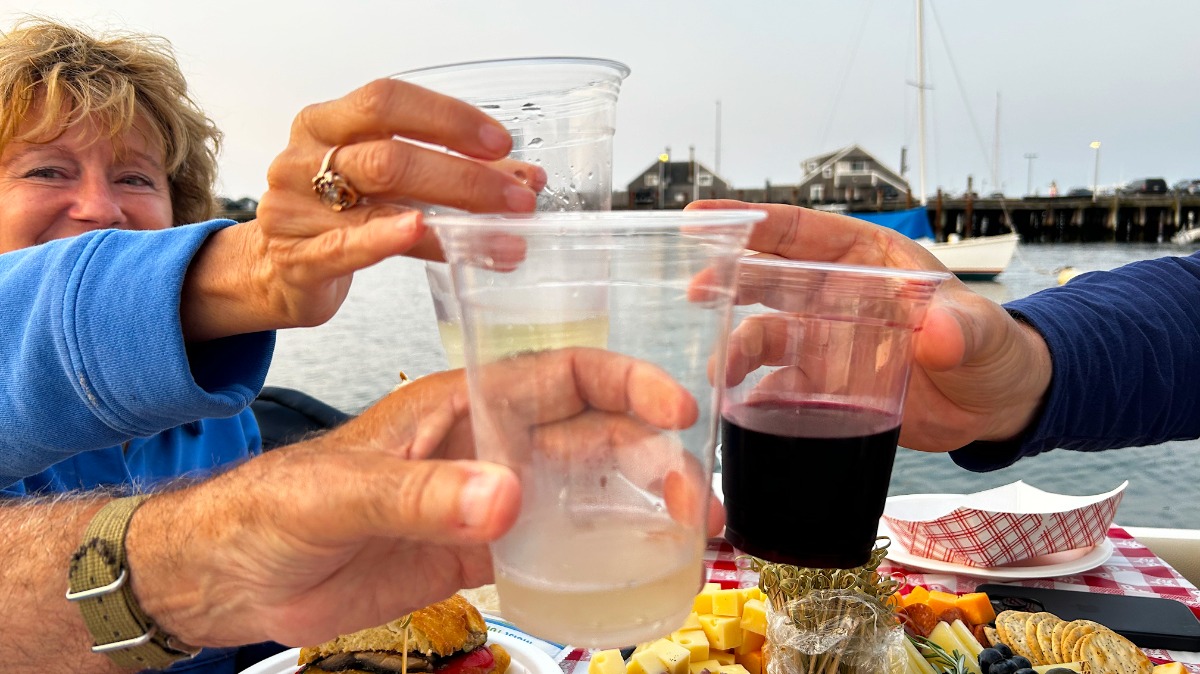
[67,494,200,669]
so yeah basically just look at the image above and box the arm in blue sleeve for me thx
[950,252,1200,471]
[0,221,275,483]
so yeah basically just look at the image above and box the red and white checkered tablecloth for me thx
[556,526,1200,674]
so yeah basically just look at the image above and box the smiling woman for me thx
[0,15,551,674]
[0,111,173,249]
[0,20,221,237]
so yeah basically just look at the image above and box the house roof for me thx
[797,144,909,192]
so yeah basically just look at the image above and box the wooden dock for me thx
[215,193,1200,244]
[910,192,1200,243]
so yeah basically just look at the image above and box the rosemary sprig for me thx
[911,634,969,674]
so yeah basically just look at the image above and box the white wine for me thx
[437,315,610,368]
[493,506,704,648]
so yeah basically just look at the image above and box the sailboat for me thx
[851,208,1019,281]
[852,0,1019,280]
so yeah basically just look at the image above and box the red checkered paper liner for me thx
[882,481,1125,567]
[559,527,1200,674]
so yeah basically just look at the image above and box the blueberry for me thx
[993,643,1013,658]
[1010,656,1032,670]
[978,648,1004,671]
[1013,669,1036,674]
[988,661,1016,674]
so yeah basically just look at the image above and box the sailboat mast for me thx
[993,92,1001,192]
[915,0,928,206]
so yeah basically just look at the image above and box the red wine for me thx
[720,399,901,568]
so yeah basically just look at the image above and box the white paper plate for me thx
[878,517,1114,581]
[238,631,561,674]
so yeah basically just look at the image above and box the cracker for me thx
[997,610,1035,661]
[1051,619,1072,662]
[1024,612,1059,665]
[1032,613,1063,665]
[983,625,1001,650]
[993,610,1017,647]
[1078,629,1153,674]
[1062,620,1104,662]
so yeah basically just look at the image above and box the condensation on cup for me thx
[430,210,764,648]
[395,57,631,367]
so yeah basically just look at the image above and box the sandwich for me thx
[297,593,511,674]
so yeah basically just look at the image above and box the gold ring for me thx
[311,146,360,211]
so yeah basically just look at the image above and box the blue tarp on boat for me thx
[849,207,934,240]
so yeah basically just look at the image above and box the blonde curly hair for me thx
[0,18,222,225]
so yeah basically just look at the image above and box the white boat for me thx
[850,207,1019,281]
[1171,227,1200,245]
[1123,526,1200,586]
[922,231,1021,281]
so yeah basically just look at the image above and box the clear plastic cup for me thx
[394,56,629,212]
[719,258,950,569]
[429,210,764,648]
[395,57,630,367]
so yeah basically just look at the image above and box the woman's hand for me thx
[687,200,1051,451]
[181,79,546,340]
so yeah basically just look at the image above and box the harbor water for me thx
[265,241,1200,529]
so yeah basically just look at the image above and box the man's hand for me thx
[687,200,1051,451]
[126,348,722,649]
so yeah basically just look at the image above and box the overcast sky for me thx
[9,1,1200,201]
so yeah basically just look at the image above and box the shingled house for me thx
[620,157,732,209]
[615,144,909,209]
[796,144,909,206]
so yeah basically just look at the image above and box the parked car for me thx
[1065,187,1093,198]
[1119,178,1169,195]
[1173,179,1200,195]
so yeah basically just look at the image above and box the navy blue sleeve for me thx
[950,252,1200,471]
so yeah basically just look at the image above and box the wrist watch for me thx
[66,494,201,669]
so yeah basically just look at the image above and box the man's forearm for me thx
[0,496,125,674]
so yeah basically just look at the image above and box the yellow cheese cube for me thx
[1152,665,1187,674]
[678,612,702,631]
[739,598,767,636]
[589,650,627,674]
[693,583,722,615]
[627,655,647,674]
[698,615,744,650]
[631,651,670,674]
[733,631,764,656]
[737,587,757,605]
[710,650,737,666]
[670,629,710,662]
[738,650,764,674]
[648,638,692,674]
[717,666,751,674]
[689,660,721,674]
[712,588,746,617]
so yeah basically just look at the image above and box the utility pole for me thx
[915,0,929,205]
[690,144,698,203]
[992,92,1001,193]
[715,100,722,179]
[1024,152,1038,196]
[1090,141,1101,203]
